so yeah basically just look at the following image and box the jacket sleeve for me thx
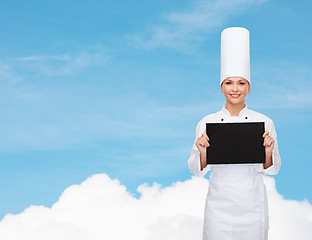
[261,120,281,175]
[187,121,211,177]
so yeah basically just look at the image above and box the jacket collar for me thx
[221,104,248,117]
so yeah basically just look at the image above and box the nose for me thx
[233,83,238,91]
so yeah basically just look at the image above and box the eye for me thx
[239,82,245,85]
[225,81,231,84]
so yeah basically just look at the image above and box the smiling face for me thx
[221,77,250,106]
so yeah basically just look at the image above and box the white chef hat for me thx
[220,27,250,86]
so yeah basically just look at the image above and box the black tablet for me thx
[206,122,265,164]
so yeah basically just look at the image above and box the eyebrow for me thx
[226,79,246,82]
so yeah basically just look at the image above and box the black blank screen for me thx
[206,122,265,164]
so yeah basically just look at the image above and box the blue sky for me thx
[0,0,311,219]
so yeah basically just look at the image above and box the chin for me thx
[226,98,245,105]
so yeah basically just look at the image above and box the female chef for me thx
[188,27,281,240]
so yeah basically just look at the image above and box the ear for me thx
[220,80,225,93]
[247,82,251,93]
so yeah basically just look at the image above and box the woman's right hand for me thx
[195,129,210,154]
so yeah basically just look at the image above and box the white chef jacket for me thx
[188,104,281,240]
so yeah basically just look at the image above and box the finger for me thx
[265,138,274,147]
[203,140,210,148]
[201,139,210,148]
[267,136,274,144]
[195,141,203,149]
[198,137,205,146]
[203,129,210,141]
[202,139,209,147]
[269,139,275,147]
[263,137,269,147]
[262,130,269,138]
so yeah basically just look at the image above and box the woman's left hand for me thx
[262,130,275,156]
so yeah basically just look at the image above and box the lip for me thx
[230,94,241,98]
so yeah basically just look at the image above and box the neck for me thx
[225,102,246,116]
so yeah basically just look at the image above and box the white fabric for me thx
[188,104,281,240]
[220,27,250,85]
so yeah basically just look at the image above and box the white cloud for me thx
[0,174,311,240]
[0,62,22,84]
[250,60,312,109]
[8,47,110,77]
[128,0,268,51]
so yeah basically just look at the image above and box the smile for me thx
[230,94,241,98]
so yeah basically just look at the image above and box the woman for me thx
[188,27,281,240]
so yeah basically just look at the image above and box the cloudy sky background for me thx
[0,174,311,239]
[0,0,311,238]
